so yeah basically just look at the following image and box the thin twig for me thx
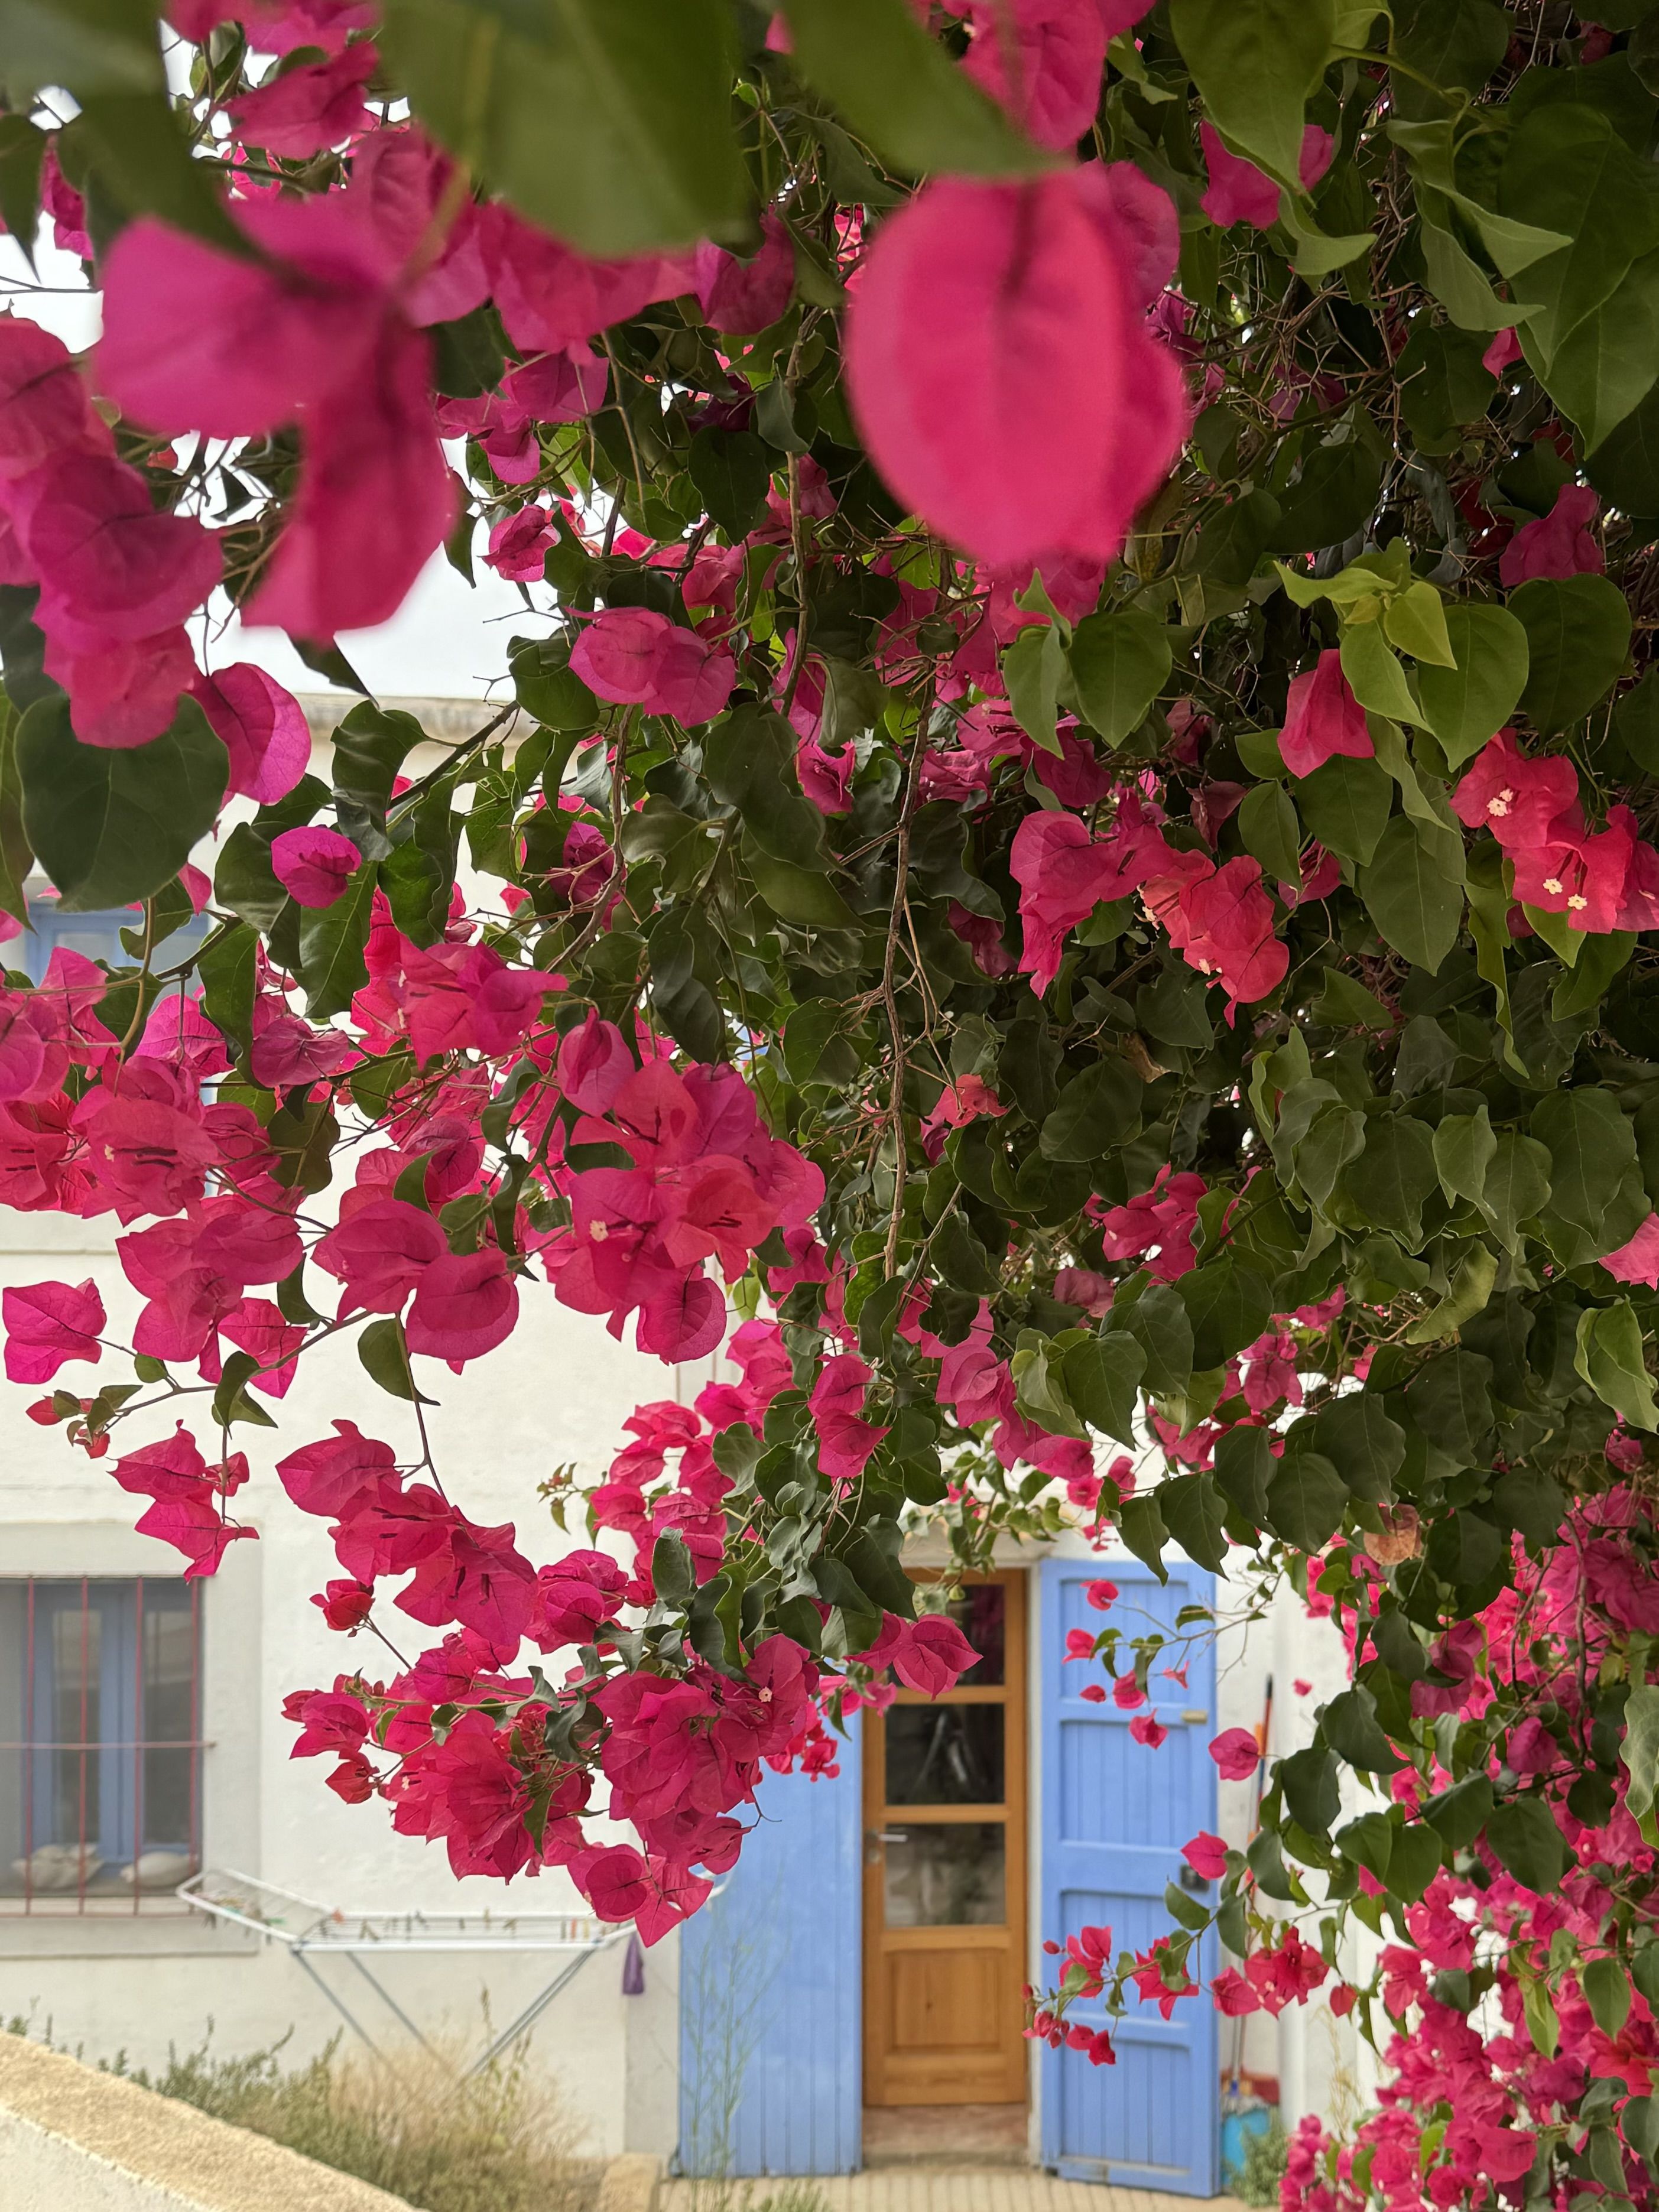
[881,693,931,1278]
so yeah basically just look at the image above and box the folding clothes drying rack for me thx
[178,1866,625,2077]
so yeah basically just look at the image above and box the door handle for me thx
[1181,1708,1208,1723]
[1178,1865,1209,1892]
[864,1828,907,1863]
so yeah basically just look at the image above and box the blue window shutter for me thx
[678,1716,862,2177]
[18,902,211,988]
[1040,1554,1220,2195]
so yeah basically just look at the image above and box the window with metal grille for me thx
[0,1578,205,1914]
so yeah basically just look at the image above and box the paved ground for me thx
[660,2178,1246,2212]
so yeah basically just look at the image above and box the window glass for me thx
[941,1583,1005,1686]
[0,1580,200,1908]
[884,1823,1006,1927]
[885,1704,1005,1806]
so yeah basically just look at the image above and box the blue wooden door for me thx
[678,1718,862,2177]
[1040,1554,1220,2195]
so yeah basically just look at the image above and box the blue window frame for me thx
[15,900,211,988]
[0,1578,203,1910]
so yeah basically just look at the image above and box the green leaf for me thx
[1310,1396,1406,1502]
[780,0,1043,178]
[1388,0,1508,122]
[1118,1281,1194,1398]
[1170,0,1336,184]
[1358,815,1465,974]
[1417,200,1526,332]
[1061,1333,1146,1446]
[1414,603,1530,766]
[383,0,751,256]
[298,861,379,1022]
[18,693,227,911]
[1177,1260,1273,1372]
[198,923,257,1056]
[1066,610,1173,748]
[1586,376,1659,519]
[211,1349,277,1432]
[1384,582,1456,668]
[1002,622,1067,758]
[1405,1242,1498,1343]
[1574,1300,1659,1432]
[0,691,32,924]
[1397,317,1498,450]
[1335,1810,1395,1879]
[0,115,45,264]
[63,90,248,258]
[1485,1797,1574,1891]
[1265,1449,1346,1552]
[1268,438,1382,556]
[1423,1774,1494,1848]
[1294,752,1392,865]
[1621,1683,1659,1843]
[1340,621,1427,727]
[932,1210,1001,1297]
[652,1529,697,1604]
[1480,1132,1552,1250]
[1406,1348,1494,1465]
[213,822,293,935]
[1532,1088,1639,1261]
[744,837,859,928]
[0,0,163,99]
[1531,242,1659,452]
[1323,1685,1404,1774]
[1501,103,1659,364]
[1117,1492,1169,1581]
[1510,574,1632,733]
[1213,1424,1272,1523]
[706,706,827,868]
[1433,1105,1496,1208]
[330,701,424,856]
[1383,1821,1444,1903]
[1309,968,1393,1028]
[1158,1472,1229,1572]
[358,1317,436,1403]
[688,427,772,541]
[1492,1464,1567,1544]
[1038,1057,1142,1162]
[1237,781,1302,885]
[1339,1110,1440,1244]
[511,635,599,730]
[1583,1954,1633,2039]
[648,911,723,1060]
[1280,1745,1341,1833]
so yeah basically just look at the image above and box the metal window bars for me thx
[1,1577,204,1914]
[179,1867,628,2078]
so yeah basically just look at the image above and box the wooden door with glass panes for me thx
[862,1572,1028,2107]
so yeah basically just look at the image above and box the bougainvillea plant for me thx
[9,0,1659,2194]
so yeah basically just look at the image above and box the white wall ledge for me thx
[0,2030,411,2212]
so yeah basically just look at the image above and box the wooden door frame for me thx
[861,1568,1030,2109]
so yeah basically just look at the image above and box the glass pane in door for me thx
[885,1705,1005,1805]
[883,1823,1006,1926]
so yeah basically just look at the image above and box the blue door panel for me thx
[678,1717,861,2177]
[1040,1555,1219,2196]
